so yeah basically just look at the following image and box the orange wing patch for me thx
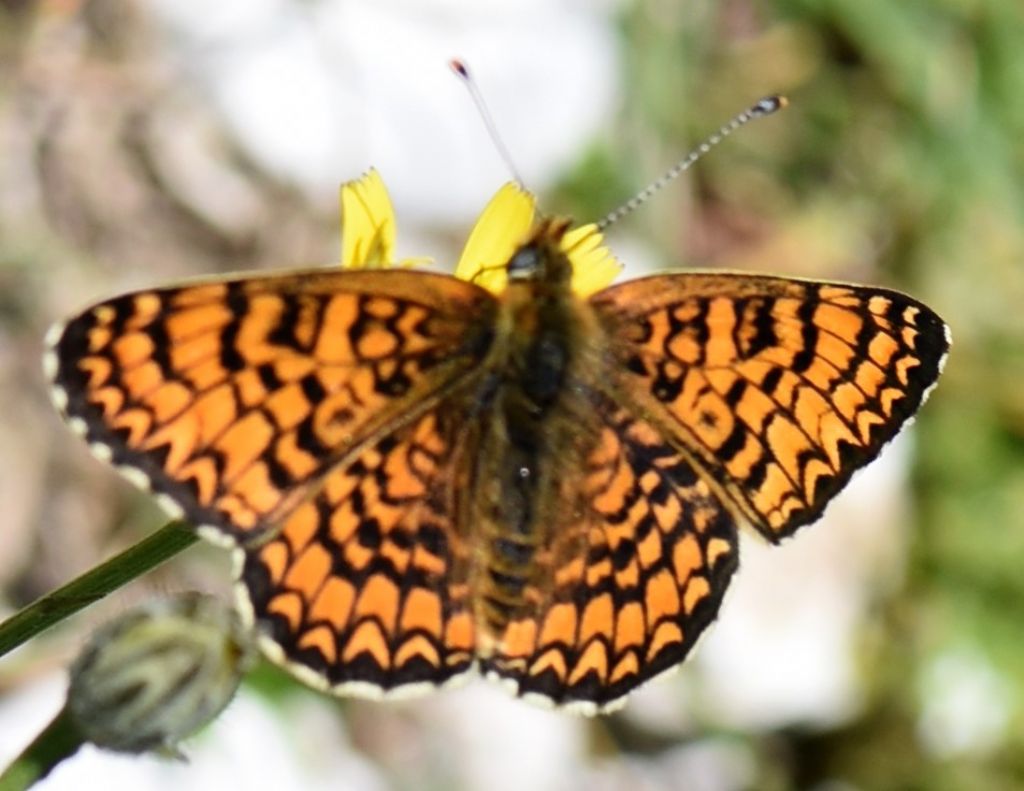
[241,402,478,693]
[590,274,949,541]
[483,398,738,712]
[51,269,494,543]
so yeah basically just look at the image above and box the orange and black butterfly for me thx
[47,104,949,713]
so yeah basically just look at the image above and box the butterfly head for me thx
[506,217,574,287]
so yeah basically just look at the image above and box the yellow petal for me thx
[340,170,620,294]
[340,169,396,268]
[562,223,622,296]
[454,182,536,294]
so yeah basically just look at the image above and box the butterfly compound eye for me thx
[507,245,543,280]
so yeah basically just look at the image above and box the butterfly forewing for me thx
[589,273,950,541]
[50,269,496,543]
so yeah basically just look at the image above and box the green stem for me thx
[0,706,84,791]
[0,521,198,658]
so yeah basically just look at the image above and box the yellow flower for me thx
[339,170,621,296]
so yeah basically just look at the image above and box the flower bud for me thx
[67,593,255,754]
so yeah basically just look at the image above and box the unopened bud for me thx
[67,593,255,754]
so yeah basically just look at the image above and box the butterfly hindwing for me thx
[590,273,950,541]
[483,392,738,712]
[49,269,495,543]
[241,397,480,695]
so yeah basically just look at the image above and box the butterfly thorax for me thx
[473,219,599,648]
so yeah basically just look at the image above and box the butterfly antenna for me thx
[450,59,525,187]
[597,95,788,231]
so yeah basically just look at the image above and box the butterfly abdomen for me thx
[472,231,596,641]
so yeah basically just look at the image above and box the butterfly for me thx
[47,164,949,714]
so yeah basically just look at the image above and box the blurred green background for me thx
[0,0,1022,789]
